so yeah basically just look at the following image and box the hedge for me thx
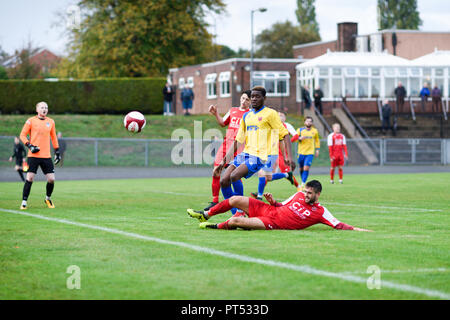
[0,78,166,114]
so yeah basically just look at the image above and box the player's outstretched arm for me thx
[209,105,227,127]
[353,227,372,232]
[334,222,372,232]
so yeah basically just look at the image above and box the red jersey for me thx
[327,132,348,158]
[223,107,249,142]
[278,122,296,172]
[214,107,248,166]
[272,192,341,230]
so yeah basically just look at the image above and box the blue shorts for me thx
[262,155,278,172]
[298,154,314,168]
[233,153,265,179]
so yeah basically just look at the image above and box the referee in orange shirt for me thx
[19,102,61,209]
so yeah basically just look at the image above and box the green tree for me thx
[378,0,422,30]
[0,66,8,79]
[0,45,9,64]
[64,0,225,78]
[296,0,320,38]
[255,21,320,58]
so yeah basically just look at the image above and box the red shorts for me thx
[214,140,243,167]
[331,156,344,167]
[248,198,281,230]
[278,153,290,173]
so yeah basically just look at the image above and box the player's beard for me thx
[306,195,317,205]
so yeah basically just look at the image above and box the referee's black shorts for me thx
[15,158,24,166]
[27,157,54,174]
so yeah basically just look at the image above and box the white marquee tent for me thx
[296,49,450,102]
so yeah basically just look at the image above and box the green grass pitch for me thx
[0,172,449,300]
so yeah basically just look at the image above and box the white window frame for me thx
[179,77,185,88]
[252,71,290,97]
[219,71,231,97]
[187,76,194,88]
[204,73,217,99]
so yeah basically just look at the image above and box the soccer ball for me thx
[124,111,146,133]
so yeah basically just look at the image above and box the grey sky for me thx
[0,0,449,56]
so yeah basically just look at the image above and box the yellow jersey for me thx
[235,106,288,161]
[296,126,320,155]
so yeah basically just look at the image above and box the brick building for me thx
[29,49,60,74]
[168,22,450,116]
[168,58,303,115]
[293,22,450,60]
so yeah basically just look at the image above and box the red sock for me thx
[208,199,232,217]
[217,219,237,230]
[338,168,343,180]
[217,220,229,229]
[212,176,220,203]
[330,168,335,180]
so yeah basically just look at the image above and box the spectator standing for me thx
[313,85,324,114]
[301,85,311,110]
[181,85,194,116]
[419,83,430,112]
[381,99,392,134]
[394,81,406,113]
[162,82,174,116]
[431,85,442,113]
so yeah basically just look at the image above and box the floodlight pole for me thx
[250,8,267,88]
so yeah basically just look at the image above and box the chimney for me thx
[337,22,358,52]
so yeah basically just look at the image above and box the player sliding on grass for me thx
[213,86,294,215]
[204,90,251,211]
[188,180,371,232]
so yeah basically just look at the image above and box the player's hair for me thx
[305,116,313,122]
[242,90,252,98]
[306,180,322,193]
[251,86,266,97]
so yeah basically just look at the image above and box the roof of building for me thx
[296,50,411,69]
[169,57,306,73]
[293,39,336,50]
[411,49,450,66]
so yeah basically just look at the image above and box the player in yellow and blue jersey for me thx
[291,116,320,190]
[212,86,295,215]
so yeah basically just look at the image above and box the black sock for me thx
[23,180,32,200]
[46,182,55,198]
[17,169,25,182]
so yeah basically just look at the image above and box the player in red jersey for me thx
[327,123,348,184]
[277,111,298,185]
[188,180,371,232]
[205,90,251,211]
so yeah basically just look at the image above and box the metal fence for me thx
[1,136,449,167]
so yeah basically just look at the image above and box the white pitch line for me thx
[1,207,449,300]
